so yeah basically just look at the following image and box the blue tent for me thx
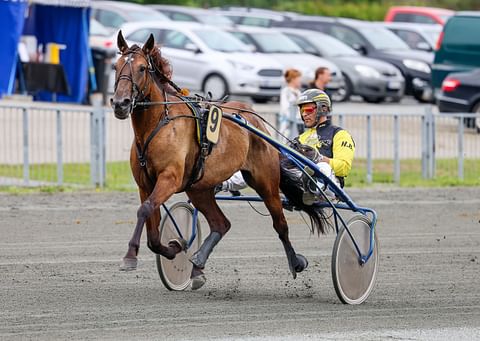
[0,0,28,98]
[0,0,91,103]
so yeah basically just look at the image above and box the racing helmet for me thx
[296,89,332,122]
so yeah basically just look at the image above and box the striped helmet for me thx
[296,89,332,117]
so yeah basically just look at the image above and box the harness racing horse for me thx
[111,31,327,289]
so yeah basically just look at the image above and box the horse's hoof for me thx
[191,274,206,290]
[168,238,187,253]
[295,254,309,273]
[119,257,137,271]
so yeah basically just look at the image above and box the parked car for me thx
[119,21,285,102]
[279,28,405,103]
[381,22,442,52]
[432,12,480,99]
[225,26,345,99]
[90,19,115,51]
[149,5,234,27]
[89,19,116,103]
[274,16,433,102]
[384,6,454,25]
[91,1,170,32]
[438,69,480,132]
[210,8,288,27]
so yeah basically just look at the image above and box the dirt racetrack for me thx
[1,188,479,340]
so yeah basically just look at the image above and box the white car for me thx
[91,1,170,33]
[118,21,285,101]
[226,26,345,94]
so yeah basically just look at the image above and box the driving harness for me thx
[115,49,216,191]
[135,95,216,191]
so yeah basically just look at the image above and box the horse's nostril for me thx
[122,98,131,107]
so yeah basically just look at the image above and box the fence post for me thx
[56,109,63,186]
[366,114,372,184]
[421,113,427,179]
[22,108,29,186]
[90,99,106,187]
[458,115,464,180]
[431,107,436,178]
[393,115,400,184]
[288,104,299,139]
[425,106,436,179]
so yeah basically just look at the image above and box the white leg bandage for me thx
[221,171,248,191]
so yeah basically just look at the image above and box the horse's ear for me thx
[117,30,128,53]
[142,33,155,55]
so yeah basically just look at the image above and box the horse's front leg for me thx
[143,172,187,258]
[120,188,149,271]
[120,171,185,271]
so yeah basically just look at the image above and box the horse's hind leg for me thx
[242,171,308,279]
[186,189,231,290]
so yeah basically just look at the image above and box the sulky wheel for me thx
[331,214,379,304]
[156,202,202,291]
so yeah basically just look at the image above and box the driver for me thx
[217,89,355,202]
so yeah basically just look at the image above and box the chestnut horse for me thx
[111,31,326,289]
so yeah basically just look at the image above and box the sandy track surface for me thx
[1,188,479,340]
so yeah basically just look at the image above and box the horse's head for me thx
[110,30,155,120]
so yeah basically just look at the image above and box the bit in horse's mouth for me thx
[113,105,132,120]
[114,110,130,120]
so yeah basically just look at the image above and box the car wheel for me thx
[390,96,402,103]
[463,118,475,128]
[362,96,385,103]
[413,91,432,103]
[472,102,480,134]
[331,74,352,102]
[203,74,229,100]
[251,96,270,103]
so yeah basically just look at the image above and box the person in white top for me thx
[279,68,302,139]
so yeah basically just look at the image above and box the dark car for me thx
[431,12,480,99]
[279,28,405,103]
[274,16,434,102]
[438,69,480,132]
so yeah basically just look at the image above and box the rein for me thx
[114,48,295,190]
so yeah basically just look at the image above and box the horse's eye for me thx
[139,65,146,72]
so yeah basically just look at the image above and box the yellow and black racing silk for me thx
[297,120,355,178]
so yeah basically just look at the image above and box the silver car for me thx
[148,5,234,27]
[226,26,345,96]
[381,22,442,52]
[279,28,406,102]
[91,1,170,33]
[120,21,285,101]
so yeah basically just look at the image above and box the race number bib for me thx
[206,105,222,144]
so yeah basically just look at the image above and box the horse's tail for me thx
[279,162,331,235]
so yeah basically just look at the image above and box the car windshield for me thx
[199,14,234,26]
[440,14,453,23]
[249,32,302,53]
[90,19,110,36]
[196,29,250,52]
[126,10,169,22]
[310,34,359,57]
[358,26,410,50]
[422,28,441,46]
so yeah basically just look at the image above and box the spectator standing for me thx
[309,67,332,95]
[279,68,302,139]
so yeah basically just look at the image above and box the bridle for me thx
[113,50,154,113]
